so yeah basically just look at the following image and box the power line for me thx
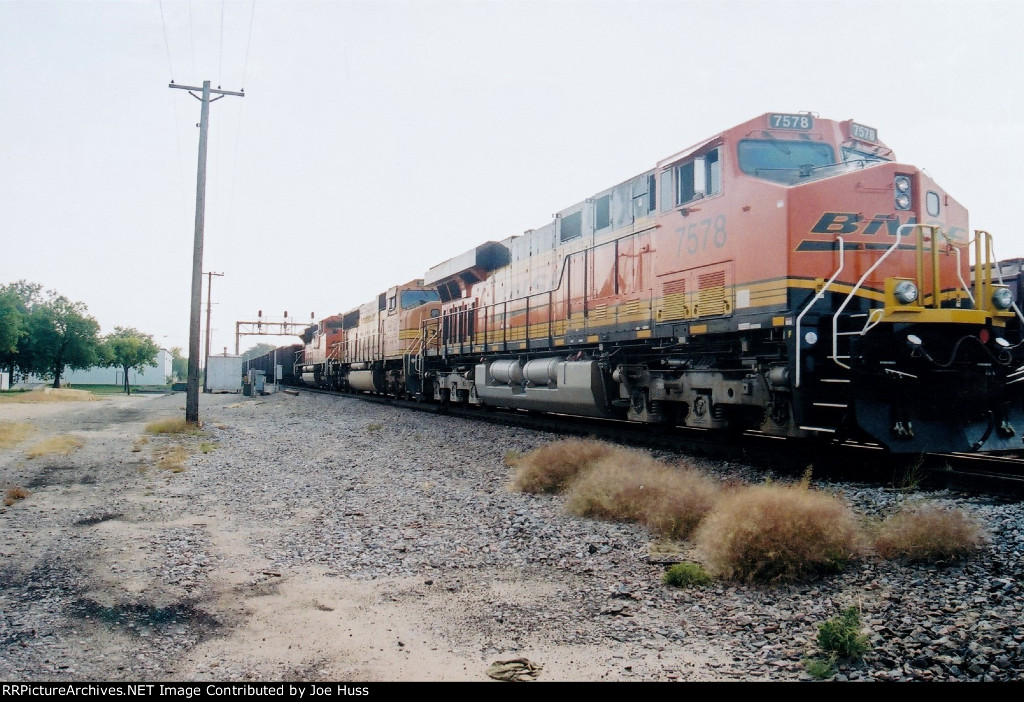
[158,1,187,210]
[188,1,196,80]
[241,0,256,90]
[218,0,225,87]
[157,0,175,78]
[230,0,257,241]
[222,1,258,251]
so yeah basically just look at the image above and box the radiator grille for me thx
[658,279,688,320]
[696,270,728,317]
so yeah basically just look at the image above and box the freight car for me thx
[243,344,301,386]
[294,112,1023,454]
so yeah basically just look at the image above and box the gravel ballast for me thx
[1,390,1022,681]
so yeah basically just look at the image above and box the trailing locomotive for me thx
[295,279,440,396]
[297,112,1024,454]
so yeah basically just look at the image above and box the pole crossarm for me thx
[169,83,245,97]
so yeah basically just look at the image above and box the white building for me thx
[15,349,172,388]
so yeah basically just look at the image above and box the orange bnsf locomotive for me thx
[296,112,1023,454]
[410,112,1023,454]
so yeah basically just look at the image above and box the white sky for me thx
[2,0,1022,356]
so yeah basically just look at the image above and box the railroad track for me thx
[278,385,1024,497]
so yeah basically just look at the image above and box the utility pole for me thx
[169,80,244,424]
[202,271,224,393]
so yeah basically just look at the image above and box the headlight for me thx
[992,287,1014,310]
[894,280,919,304]
[894,175,912,210]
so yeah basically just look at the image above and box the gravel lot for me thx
[1,390,1022,682]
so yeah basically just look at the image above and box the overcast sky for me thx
[2,0,1022,357]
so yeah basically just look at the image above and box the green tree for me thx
[0,289,22,357]
[241,342,276,361]
[0,280,44,383]
[170,347,188,383]
[25,294,101,388]
[102,327,161,395]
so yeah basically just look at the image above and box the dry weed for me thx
[0,422,35,449]
[695,482,865,583]
[510,438,628,493]
[4,486,29,506]
[26,434,84,459]
[565,454,720,539]
[145,418,205,436]
[0,388,96,403]
[154,445,190,473]
[874,503,985,563]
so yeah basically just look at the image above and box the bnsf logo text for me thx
[810,212,965,242]
[811,212,917,236]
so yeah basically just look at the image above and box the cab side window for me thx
[665,147,722,209]
[704,148,721,195]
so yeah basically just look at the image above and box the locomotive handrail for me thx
[981,231,1024,325]
[794,236,845,388]
[975,230,990,311]
[857,308,886,336]
[949,241,974,307]
[430,223,664,359]
[830,224,918,370]
[410,318,440,378]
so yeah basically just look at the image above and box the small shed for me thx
[206,354,243,393]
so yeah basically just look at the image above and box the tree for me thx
[241,342,276,361]
[170,347,188,383]
[101,327,161,395]
[25,294,101,388]
[0,280,44,383]
[0,289,22,358]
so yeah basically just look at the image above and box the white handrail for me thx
[948,239,975,307]
[794,237,845,388]
[830,224,917,369]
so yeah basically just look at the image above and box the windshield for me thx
[738,139,836,176]
[401,289,440,310]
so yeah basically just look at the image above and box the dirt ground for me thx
[0,391,732,682]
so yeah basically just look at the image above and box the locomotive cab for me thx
[337,280,441,397]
